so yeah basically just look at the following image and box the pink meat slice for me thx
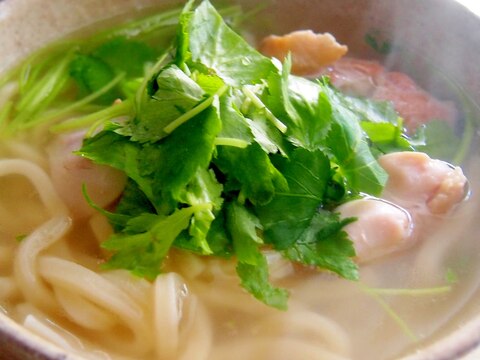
[324,59,457,132]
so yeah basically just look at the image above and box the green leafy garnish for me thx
[226,202,289,309]
[102,205,208,279]
[2,0,465,310]
[182,0,276,86]
[74,0,421,309]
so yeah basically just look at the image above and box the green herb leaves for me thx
[75,0,422,309]
[185,0,276,86]
[103,205,208,279]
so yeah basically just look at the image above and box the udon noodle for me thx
[0,138,478,359]
[1,2,480,360]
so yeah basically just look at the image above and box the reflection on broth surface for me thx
[0,1,479,360]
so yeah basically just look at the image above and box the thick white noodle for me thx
[17,303,117,360]
[54,287,118,331]
[0,159,68,216]
[153,273,213,360]
[101,270,152,311]
[2,140,49,168]
[14,216,72,312]
[38,256,152,357]
[23,313,113,360]
[23,314,86,354]
[177,300,212,360]
[153,273,188,360]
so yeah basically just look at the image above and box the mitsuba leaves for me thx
[226,202,263,265]
[361,121,413,155]
[70,54,119,103]
[237,259,289,311]
[256,148,331,249]
[322,82,388,195]
[79,127,158,204]
[80,103,221,210]
[92,36,156,78]
[179,0,276,86]
[174,211,232,257]
[283,211,358,280]
[69,37,156,104]
[246,111,287,155]
[178,168,224,254]
[268,60,332,151]
[148,105,222,204]
[74,0,413,310]
[196,73,226,95]
[128,65,207,142]
[218,92,253,143]
[102,205,203,279]
[111,179,157,232]
[227,202,289,310]
[214,143,288,206]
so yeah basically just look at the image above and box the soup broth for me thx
[1,1,480,360]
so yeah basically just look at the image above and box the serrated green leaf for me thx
[257,148,331,249]
[214,143,288,206]
[284,211,358,280]
[184,0,275,86]
[102,205,202,279]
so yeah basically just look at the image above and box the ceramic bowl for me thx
[1,0,480,359]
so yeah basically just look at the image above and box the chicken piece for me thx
[337,198,413,262]
[322,58,384,97]
[323,58,457,132]
[48,132,126,219]
[260,30,348,75]
[378,151,468,215]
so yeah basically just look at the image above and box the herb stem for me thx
[359,284,452,341]
[241,96,252,114]
[214,137,249,148]
[368,286,451,296]
[92,7,183,44]
[360,286,418,341]
[51,98,133,133]
[28,72,126,129]
[15,50,74,113]
[7,49,76,135]
[135,50,171,112]
[242,86,287,133]
[163,85,228,134]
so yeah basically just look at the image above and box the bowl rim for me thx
[1,0,480,359]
